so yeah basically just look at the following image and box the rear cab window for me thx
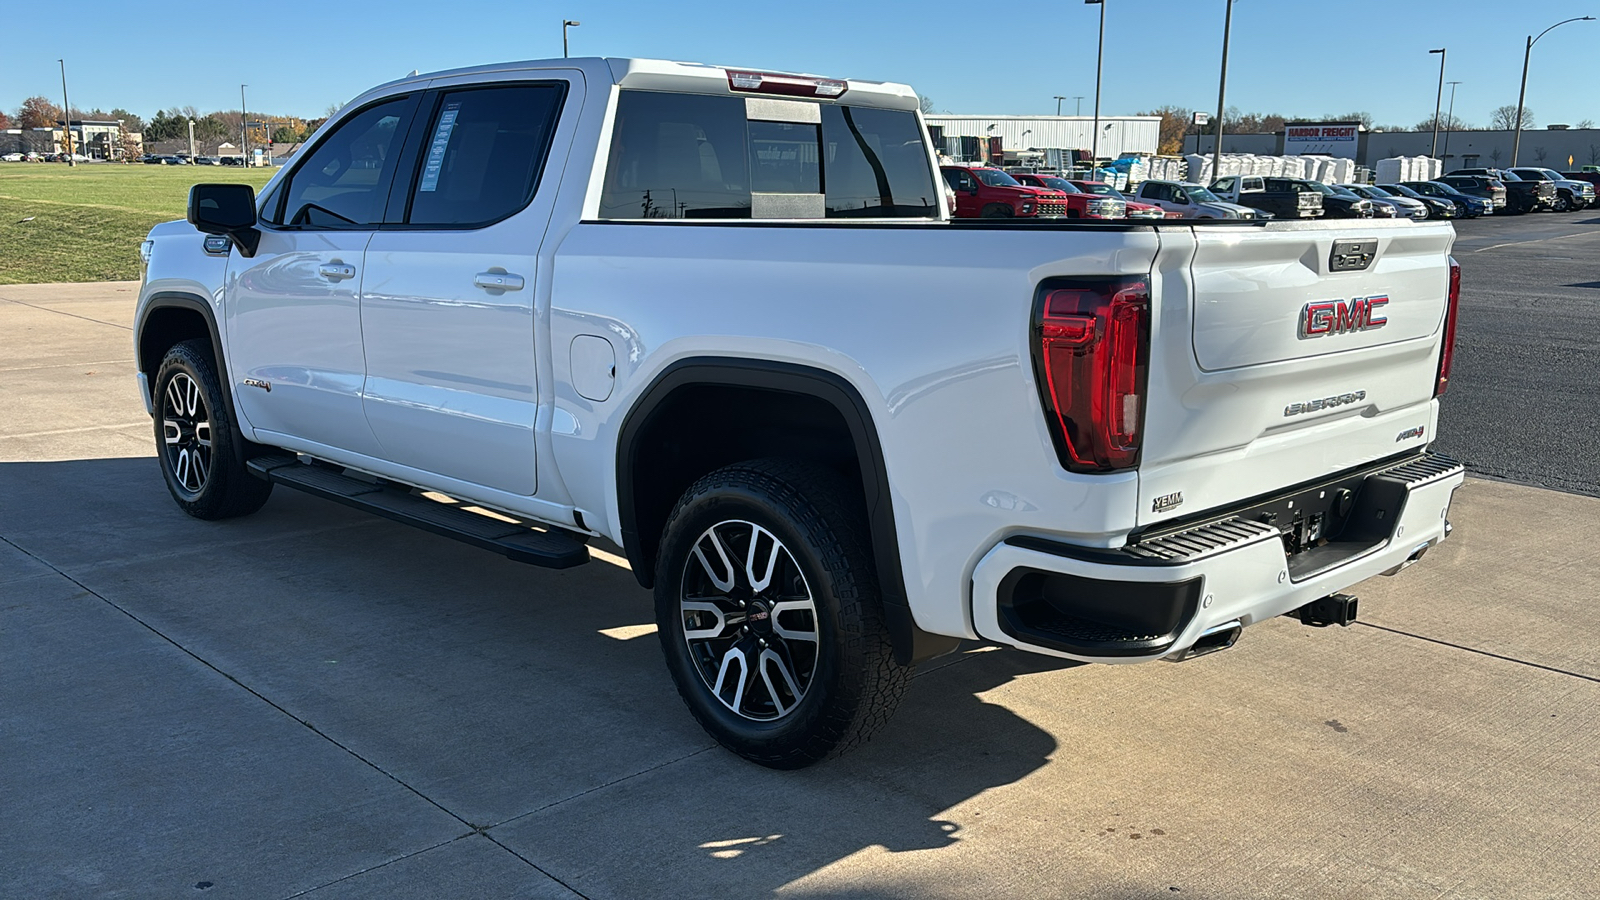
[599,90,937,220]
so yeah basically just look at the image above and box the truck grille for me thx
[1035,200,1067,217]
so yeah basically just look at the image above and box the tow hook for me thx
[1294,593,1358,628]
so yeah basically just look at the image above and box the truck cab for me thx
[1208,174,1324,219]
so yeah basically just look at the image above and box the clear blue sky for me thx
[6,0,1597,128]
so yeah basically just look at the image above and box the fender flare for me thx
[137,291,250,468]
[616,357,959,666]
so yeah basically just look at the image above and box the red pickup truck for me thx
[1069,179,1171,219]
[1012,173,1128,219]
[940,165,1072,218]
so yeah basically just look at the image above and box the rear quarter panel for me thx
[549,222,1162,638]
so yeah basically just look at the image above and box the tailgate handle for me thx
[1330,239,1378,272]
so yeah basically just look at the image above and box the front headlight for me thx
[138,240,154,267]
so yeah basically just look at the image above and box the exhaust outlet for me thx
[1294,593,1358,627]
[1167,620,1242,662]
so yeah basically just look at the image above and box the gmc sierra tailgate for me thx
[1137,219,1456,527]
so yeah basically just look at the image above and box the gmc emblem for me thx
[1299,295,1389,339]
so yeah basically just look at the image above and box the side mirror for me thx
[188,183,260,257]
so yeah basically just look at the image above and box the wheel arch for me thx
[616,357,959,666]
[137,292,251,464]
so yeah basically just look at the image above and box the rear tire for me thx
[153,340,273,520]
[654,459,910,769]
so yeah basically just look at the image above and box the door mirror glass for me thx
[187,183,260,256]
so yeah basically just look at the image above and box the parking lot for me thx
[4,214,1599,899]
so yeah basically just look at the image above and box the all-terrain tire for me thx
[654,459,910,769]
[153,339,273,519]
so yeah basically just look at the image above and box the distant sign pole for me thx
[1212,0,1235,178]
[59,59,75,167]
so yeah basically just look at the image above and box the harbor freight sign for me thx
[1283,123,1362,159]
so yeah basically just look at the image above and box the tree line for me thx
[3,96,332,146]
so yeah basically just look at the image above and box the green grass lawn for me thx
[0,164,275,284]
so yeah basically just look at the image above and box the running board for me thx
[247,456,590,570]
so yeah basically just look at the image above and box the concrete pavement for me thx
[3,282,1597,899]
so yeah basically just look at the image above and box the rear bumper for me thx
[971,452,1464,663]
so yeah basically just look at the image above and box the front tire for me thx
[655,460,910,769]
[1554,192,1572,212]
[153,340,273,519]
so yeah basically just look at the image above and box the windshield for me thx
[1430,183,1463,196]
[1039,176,1080,193]
[975,169,1022,187]
[1511,169,1550,180]
[1332,187,1361,199]
[1075,181,1113,195]
[1363,186,1394,197]
[1308,182,1338,196]
[1185,186,1221,203]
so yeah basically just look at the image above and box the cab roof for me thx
[369,57,920,111]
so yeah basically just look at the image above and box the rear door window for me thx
[403,84,565,227]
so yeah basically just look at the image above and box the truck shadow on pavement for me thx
[2,457,1086,898]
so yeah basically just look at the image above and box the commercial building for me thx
[925,114,1161,164]
[1184,125,1600,171]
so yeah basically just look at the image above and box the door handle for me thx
[318,263,356,281]
[474,272,525,292]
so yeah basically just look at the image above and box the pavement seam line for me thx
[277,833,472,899]
[0,533,485,834]
[0,423,153,439]
[1357,621,1600,684]
[5,530,640,900]
[0,295,134,330]
[0,358,132,373]
[485,745,718,831]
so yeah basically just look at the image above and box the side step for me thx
[247,456,590,570]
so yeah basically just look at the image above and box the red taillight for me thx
[1034,279,1151,472]
[1436,256,1461,396]
[726,70,848,99]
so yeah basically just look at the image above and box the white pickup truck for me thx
[135,57,1464,768]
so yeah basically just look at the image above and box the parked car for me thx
[1258,179,1371,218]
[1399,181,1491,218]
[1012,174,1127,219]
[190,156,220,166]
[0,152,22,162]
[1208,174,1324,219]
[1507,167,1593,211]
[137,56,1463,769]
[1338,184,1428,219]
[1561,170,1600,197]
[1129,180,1262,218]
[1445,168,1553,213]
[1378,184,1458,219]
[1435,175,1507,210]
[941,166,1071,218]
[1069,180,1168,219]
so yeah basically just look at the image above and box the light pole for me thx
[1022,128,1032,149]
[1442,81,1461,164]
[1428,48,1446,157]
[188,119,196,162]
[563,20,580,57]
[240,84,249,166]
[1074,96,1085,116]
[1086,0,1105,166]
[1211,0,1235,179]
[58,59,75,167]
[1054,95,1066,116]
[1512,16,1595,165]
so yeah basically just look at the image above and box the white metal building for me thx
[923,114,1162,160]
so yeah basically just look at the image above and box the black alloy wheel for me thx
[153,340,273,519]
[655,459,909,769]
